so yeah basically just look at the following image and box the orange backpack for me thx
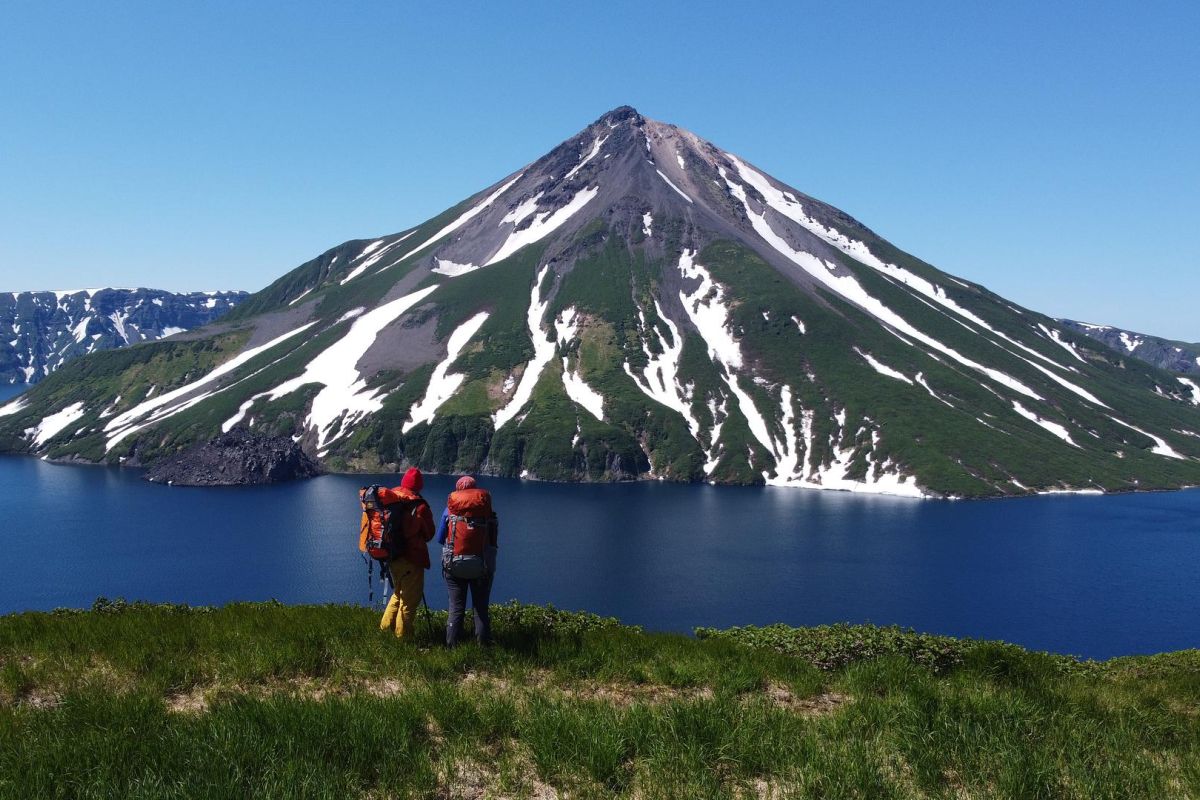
[359,484,422,563]
[444,488,498,580]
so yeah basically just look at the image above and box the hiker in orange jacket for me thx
[376,467,435,639]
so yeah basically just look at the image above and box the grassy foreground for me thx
[1,602,1198,799]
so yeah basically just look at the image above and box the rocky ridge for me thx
[1059,319,1200,375]
[1,288,246,384]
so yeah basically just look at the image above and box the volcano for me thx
[3,106,1199,497]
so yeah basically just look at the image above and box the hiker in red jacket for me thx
[437,475,499,646]
[376,467,435,639]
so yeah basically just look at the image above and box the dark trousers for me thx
[444,571,493,646]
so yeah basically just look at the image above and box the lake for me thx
[1,384,1198,659]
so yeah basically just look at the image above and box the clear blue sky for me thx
[2,1,1197,340]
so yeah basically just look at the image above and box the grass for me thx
[1,601,1198,799]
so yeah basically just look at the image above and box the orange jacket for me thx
[358,486,435,569]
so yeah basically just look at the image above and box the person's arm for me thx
[417,502,435,543]
[436,508,450,545]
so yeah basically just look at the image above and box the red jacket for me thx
[360,485,435,569]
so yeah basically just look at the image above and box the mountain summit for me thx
[3,107,1199,497]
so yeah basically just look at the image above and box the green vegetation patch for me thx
[2,601,1199,798]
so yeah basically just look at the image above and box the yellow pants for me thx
[379,558,424,639]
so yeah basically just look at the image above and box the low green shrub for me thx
[696,621,986,673]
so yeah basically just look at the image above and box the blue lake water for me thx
[1,384,1198,659]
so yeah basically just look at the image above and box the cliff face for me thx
[0,289,245,384]
[143,428,321,486]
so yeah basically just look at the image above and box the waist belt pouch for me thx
[446,554,487,580]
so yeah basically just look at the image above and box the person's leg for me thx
[379,562,400,633]
[395,560,424,639]
[445,573,467,647]
[471,573,494,645]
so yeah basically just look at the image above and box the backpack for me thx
[359,484,422,563]
[444,487,498,580]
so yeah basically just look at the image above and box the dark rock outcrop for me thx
[1059,320,1200,374]
[144,429,321,486]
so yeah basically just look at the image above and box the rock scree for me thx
[144,429,321,486]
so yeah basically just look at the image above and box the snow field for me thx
[1012,401,1077,447]
[218,285,441,453]
[105,322,319,451]
[561,358,604,421]
[721,168,1044,402]
[501,193,543,228]
[340,232,417,285]
[486,186,599,266]
[27,402,86,447]
[915,373,954,407]
[656,170,693,203]
[1110,417,1185,460]
[676,250,775,458]
[562,136,607,182]
[288,287,313,306]
[0,397,28,417]
[552,306,605,422]
[1036,324,1088,363]
[399,174,524,263]
[855,349,913,385]
[729,155,1099,399]
[1178,377,1200,405]
[623,301,702,441]
[1119,332,1143,353]
[493,268,556,431]
[431,260,479,277]
[402,311,491,433]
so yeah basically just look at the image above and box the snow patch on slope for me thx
[656,170,693,203]
[624,302,702,441]
[563,136,607,182]
[552,306,604,421]
[722,169,1044,401]
[493,268,556,431]
[729,155,1084,378]
[106,323,318,451]
[219,286,441,450]
[1178,377,1200,405]
[0,396,28,417]
[1012,401,1077,447]
[1110,417,1186,460]
[855,349,913,384]
[486,186,599,266]
[28,402,86,447]
[403,311,490,433]
[399,175,523,263]
[341,232,416,285]
[432,259,479,277]
[1119,332,1143,353]
[677,250,774,458]
[561,358,604,421]
[1037,324,1088,363]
